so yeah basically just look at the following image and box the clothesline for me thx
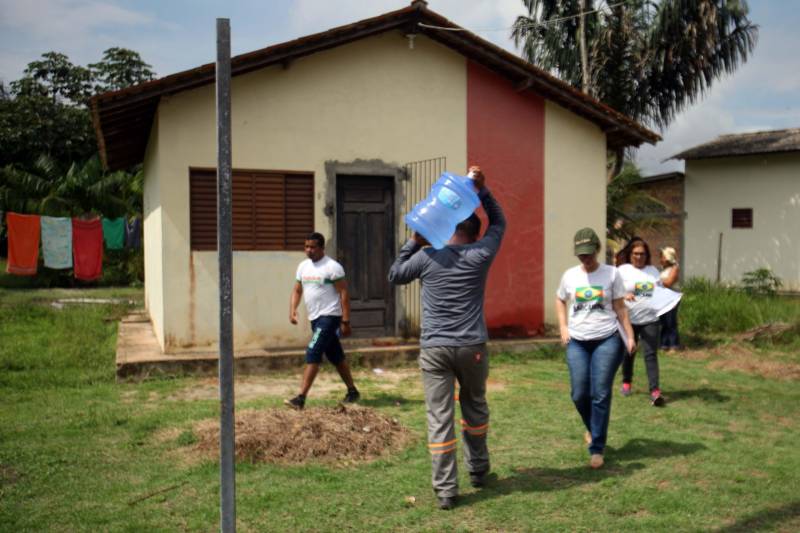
[4,212,141,280]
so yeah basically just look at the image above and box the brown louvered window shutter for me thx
[285,175,314,250]
[190,169,313,251]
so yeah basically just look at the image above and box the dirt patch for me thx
[166,376,300,402]
[760,414,795,428]
[673,343,800,380]
[152,427,184,445]
[165,368,423,403]
[486,377,507,391]
[0,464,20,486]
[126,368,504,405]
[192,405,413,466]
[709,357,800,381]
[673,348,711,361]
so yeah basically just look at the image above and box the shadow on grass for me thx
[667,387,730,404]
[716,500,800,532]
[359,393,424,408]
[461,438,706,504]
[611,438,707,461]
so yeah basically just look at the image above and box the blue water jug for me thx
[404,172,480,249]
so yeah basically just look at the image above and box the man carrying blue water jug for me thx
[388,166,506,510]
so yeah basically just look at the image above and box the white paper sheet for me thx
[650,286,682,317]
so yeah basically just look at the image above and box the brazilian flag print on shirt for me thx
[575,286,604,303]
[634,281,654,297]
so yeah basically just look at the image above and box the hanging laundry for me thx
[102,217,125,250]
[125,217,142,249]
[72,218,103,281]
[6,212,41,276]
[40,216,73,269]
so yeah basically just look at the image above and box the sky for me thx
[1,0,797,175]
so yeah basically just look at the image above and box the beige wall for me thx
[684,153,800,290]
[543,101,608,323]
[142,114,165,347]
[145,31,467,351]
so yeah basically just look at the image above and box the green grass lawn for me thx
[1,286,799,532]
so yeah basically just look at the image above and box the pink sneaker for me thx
[621,382,632,397]
[650,388,665,407]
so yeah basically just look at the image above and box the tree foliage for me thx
[606,162,668,243]
[0,48,155,171]
[1,155,142,219]
[512,0,757,238]
[511,0,758,131]
[1,48,153,284]
[89,47,155,93]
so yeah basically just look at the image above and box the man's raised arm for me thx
[388,235,427,285]
[477,188,506,254]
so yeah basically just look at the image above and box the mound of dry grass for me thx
[194,404,412,465]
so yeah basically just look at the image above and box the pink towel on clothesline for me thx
[6,212,41,276]
[72,218,103,281]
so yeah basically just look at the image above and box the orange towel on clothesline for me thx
[6,213,41,276]
[72,218,103,281]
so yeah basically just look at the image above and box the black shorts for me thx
[305,315,345,365]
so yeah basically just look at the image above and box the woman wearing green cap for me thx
[555,228,636,469]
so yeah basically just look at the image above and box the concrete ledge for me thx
[116,314,559,381]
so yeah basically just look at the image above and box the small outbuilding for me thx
[629,171,686,270]
[92,1,658,352]
[672,128,800,291]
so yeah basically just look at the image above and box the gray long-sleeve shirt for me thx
[388,188,506,348]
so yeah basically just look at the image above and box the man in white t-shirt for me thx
[285,232,359,410]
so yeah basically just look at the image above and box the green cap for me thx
[573,227,600,256]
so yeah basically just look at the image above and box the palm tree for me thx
[1,154,142,218]
[511,0,758,173]
[606,163,668,243]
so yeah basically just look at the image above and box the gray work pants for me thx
[419,344,490,497]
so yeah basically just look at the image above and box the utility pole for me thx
[216,17,236,533]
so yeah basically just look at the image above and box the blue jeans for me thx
[566,332,623,455]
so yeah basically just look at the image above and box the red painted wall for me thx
[467,61,545,336]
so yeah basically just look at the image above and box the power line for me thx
[418,0,632,33]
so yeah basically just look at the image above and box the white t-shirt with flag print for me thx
[296,256,345,321]
[617,264,661,325]
[557,263,625,341]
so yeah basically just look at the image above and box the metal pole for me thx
[716,232,723,284]
[216,17,235,533]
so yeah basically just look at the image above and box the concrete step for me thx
[115,315,559,381]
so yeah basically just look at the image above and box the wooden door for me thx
[336,176,395,337]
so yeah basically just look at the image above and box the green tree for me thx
[1,155,142,218]
[12,52,93,106]
[511,0,758,173]
[0,86,95,170]
[0,48,157,171]
[2,53,96,170]
[89,47,155,93]
[606,162,668,244]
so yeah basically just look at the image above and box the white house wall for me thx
[142,113,165,347]
[147,31,468,351]
[684,153,800,290]
[543,101,608,322]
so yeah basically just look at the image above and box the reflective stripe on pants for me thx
[419,343,490,497]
